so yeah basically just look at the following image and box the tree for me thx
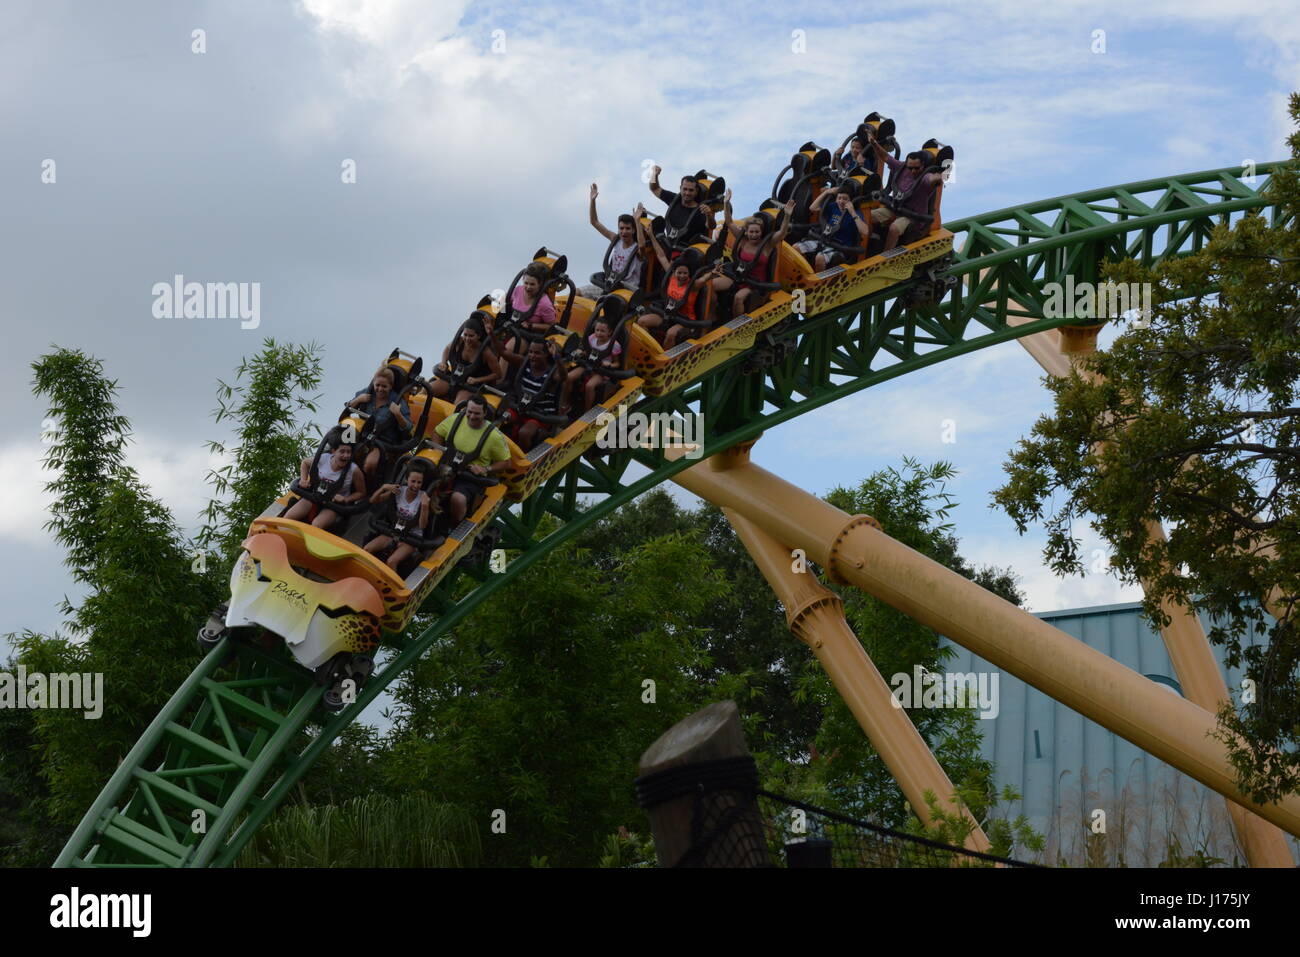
[993,96,1300,802]
[0,657,62,866]
[17,349,218,830]
[197,340,323,569]
[378,528,725,867]
[583,491,821,760]
[6,341,327,857]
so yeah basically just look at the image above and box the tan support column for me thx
[1141,523,1293,865]
[724,507,991,852]
[671,449,1300,838]
[1013,319,1295,866]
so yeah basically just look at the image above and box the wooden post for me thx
[636,701,771,867]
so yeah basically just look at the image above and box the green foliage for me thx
[379,526,724,866]
[993,96,1300,803]
[236,792,481,867]
[31,349,133,586]
[294,723,385,808]
[16,350,220,831]
[587,494,823,760]
[1157,836,1228,868]
[0,656,63,867]
[598,827,657,868]
[198,339,323,569]
[907,785,1045,865]
[3,342,326,863]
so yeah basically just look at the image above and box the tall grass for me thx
[1041,762,1285,867]
[237,793,482,868]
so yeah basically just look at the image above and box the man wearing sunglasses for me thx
[869,141,944,251]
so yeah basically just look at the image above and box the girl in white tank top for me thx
[317,452,356,496]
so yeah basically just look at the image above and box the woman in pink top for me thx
[501,261,558,364]
[511,262,557,333]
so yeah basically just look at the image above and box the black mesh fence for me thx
[636,757,1040,868]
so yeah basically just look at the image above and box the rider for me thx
[428,395,512,525]
[638,231,722,349]
[869,141,944,251]
[346,367,411,487]
[793,186,871,271]
[364,459,432,570]
[283,428,368,531]
[833,136,872,181]
[560,315,625,415]
[647,167,714,253]
[713,191,794,320]
[509,262,558,335]
[432,313,504,406]
[579,183,646,297]
[509,339,563,450]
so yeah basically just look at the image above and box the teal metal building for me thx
[941,602,1298,867]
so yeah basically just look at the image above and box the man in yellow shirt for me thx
[430,396,512,523]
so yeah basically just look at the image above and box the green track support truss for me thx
[55,162,1291,867]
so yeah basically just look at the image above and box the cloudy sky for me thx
[3,0,1298,649]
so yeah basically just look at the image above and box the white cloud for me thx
[962,526,1144,614]
[129,437,232,536]
[0,436,229,549]
[0,442,55,545]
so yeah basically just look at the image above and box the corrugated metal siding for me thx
[938,602,1297,866]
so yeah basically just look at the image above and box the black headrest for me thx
[676,248,704,272]
[922,139,954,169]
[592,294,627,326]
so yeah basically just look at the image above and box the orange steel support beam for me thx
[671,448,1300,839]
[723,507,992,853]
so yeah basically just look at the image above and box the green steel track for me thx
[55,162,1292,867]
